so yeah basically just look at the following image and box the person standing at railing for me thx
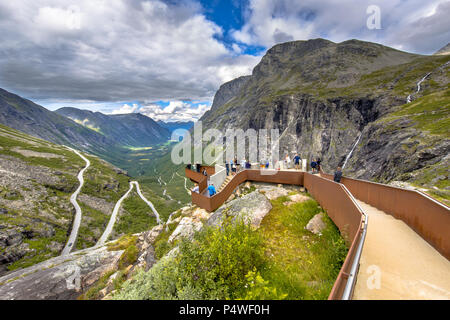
[317,158,322,172]
[293,154,301,170]
[334,167,343,183]
[311,159,318,173]
[225,162,230,176]
[202,168,208,177]
[192,183,199,193]
[285,154,291,169]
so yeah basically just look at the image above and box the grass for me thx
[258,194,348,299]
[75,202,109,250]
[383,89,450,136]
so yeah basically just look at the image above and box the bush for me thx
[113,221,265,300]
[239,269,287,300]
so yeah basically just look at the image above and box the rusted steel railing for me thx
[186,167,368,299]
[321,172,450,260]
[303,173,367,300]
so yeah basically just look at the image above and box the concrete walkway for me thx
[353,200,450,300]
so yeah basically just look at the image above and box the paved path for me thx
[353,200,450,300]
[61,147,91,256]
[132,181,161,224]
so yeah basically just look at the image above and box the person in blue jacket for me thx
[293,154,301,170]
[207,184,216,197]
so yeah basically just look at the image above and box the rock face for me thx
[207,191,272,228]
[0,246,123,300]
[168,217,203,243]
[306,213,326,235]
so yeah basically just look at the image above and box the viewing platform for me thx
[185,165,450,300]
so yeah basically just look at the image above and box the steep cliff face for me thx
[200,39,449,199]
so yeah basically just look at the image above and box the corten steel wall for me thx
[185,168,209,193]
[320,171,450,259]
[340,176,450,259]
[303,173,365,299]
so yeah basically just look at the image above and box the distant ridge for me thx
[56,107,170,147]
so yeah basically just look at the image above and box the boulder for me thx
[143,224,164,245]
[306,213,326,235]
[191,208,210,221]
[283,193,309,206]
[262,187,289,200]
[207,191,272,229]
[168,217,203,243]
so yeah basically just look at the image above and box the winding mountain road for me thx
[61,147,91,256]
[132,181,161,224]
[96,181,162,246]
[176,172,191,195]
[96,182,134,246]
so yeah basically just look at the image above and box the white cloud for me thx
[232,0,450,54]
[0,0,260,103]
[109,103,139,115]
[140,101,211,122]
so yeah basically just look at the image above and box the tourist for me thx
[293,154,301,170]
[285,154,291,169]
[311,159,318,173]
[202,168,208,176]
[196,163,201,173]
[317,158,322,173]
[245,160,251,169]
[207,184,216,197]
[231,159,236,175]
[192,183,199,193]
[334,167,343,183]
[225,162,230,176]
[240,159,246,171]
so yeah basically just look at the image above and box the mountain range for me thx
[55,107,170,147]
[0,90,170,164]
[200,38,449,202]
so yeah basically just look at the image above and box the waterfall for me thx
[342,134,362,169]
[406,72,431,103]
[405,61,450,103]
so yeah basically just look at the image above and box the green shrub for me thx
[114,221,265,300]
[239,269,287,300]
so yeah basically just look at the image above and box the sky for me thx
[0,0,449,122]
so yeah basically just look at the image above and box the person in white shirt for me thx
[192,183,199,193]
[285,154,291,169]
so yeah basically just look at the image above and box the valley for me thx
[0,38,448,301]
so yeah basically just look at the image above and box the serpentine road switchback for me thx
[61,147,91,256]
[61,147,161,252]
[96,181,161,246]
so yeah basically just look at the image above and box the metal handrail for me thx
[340,184,368,300]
